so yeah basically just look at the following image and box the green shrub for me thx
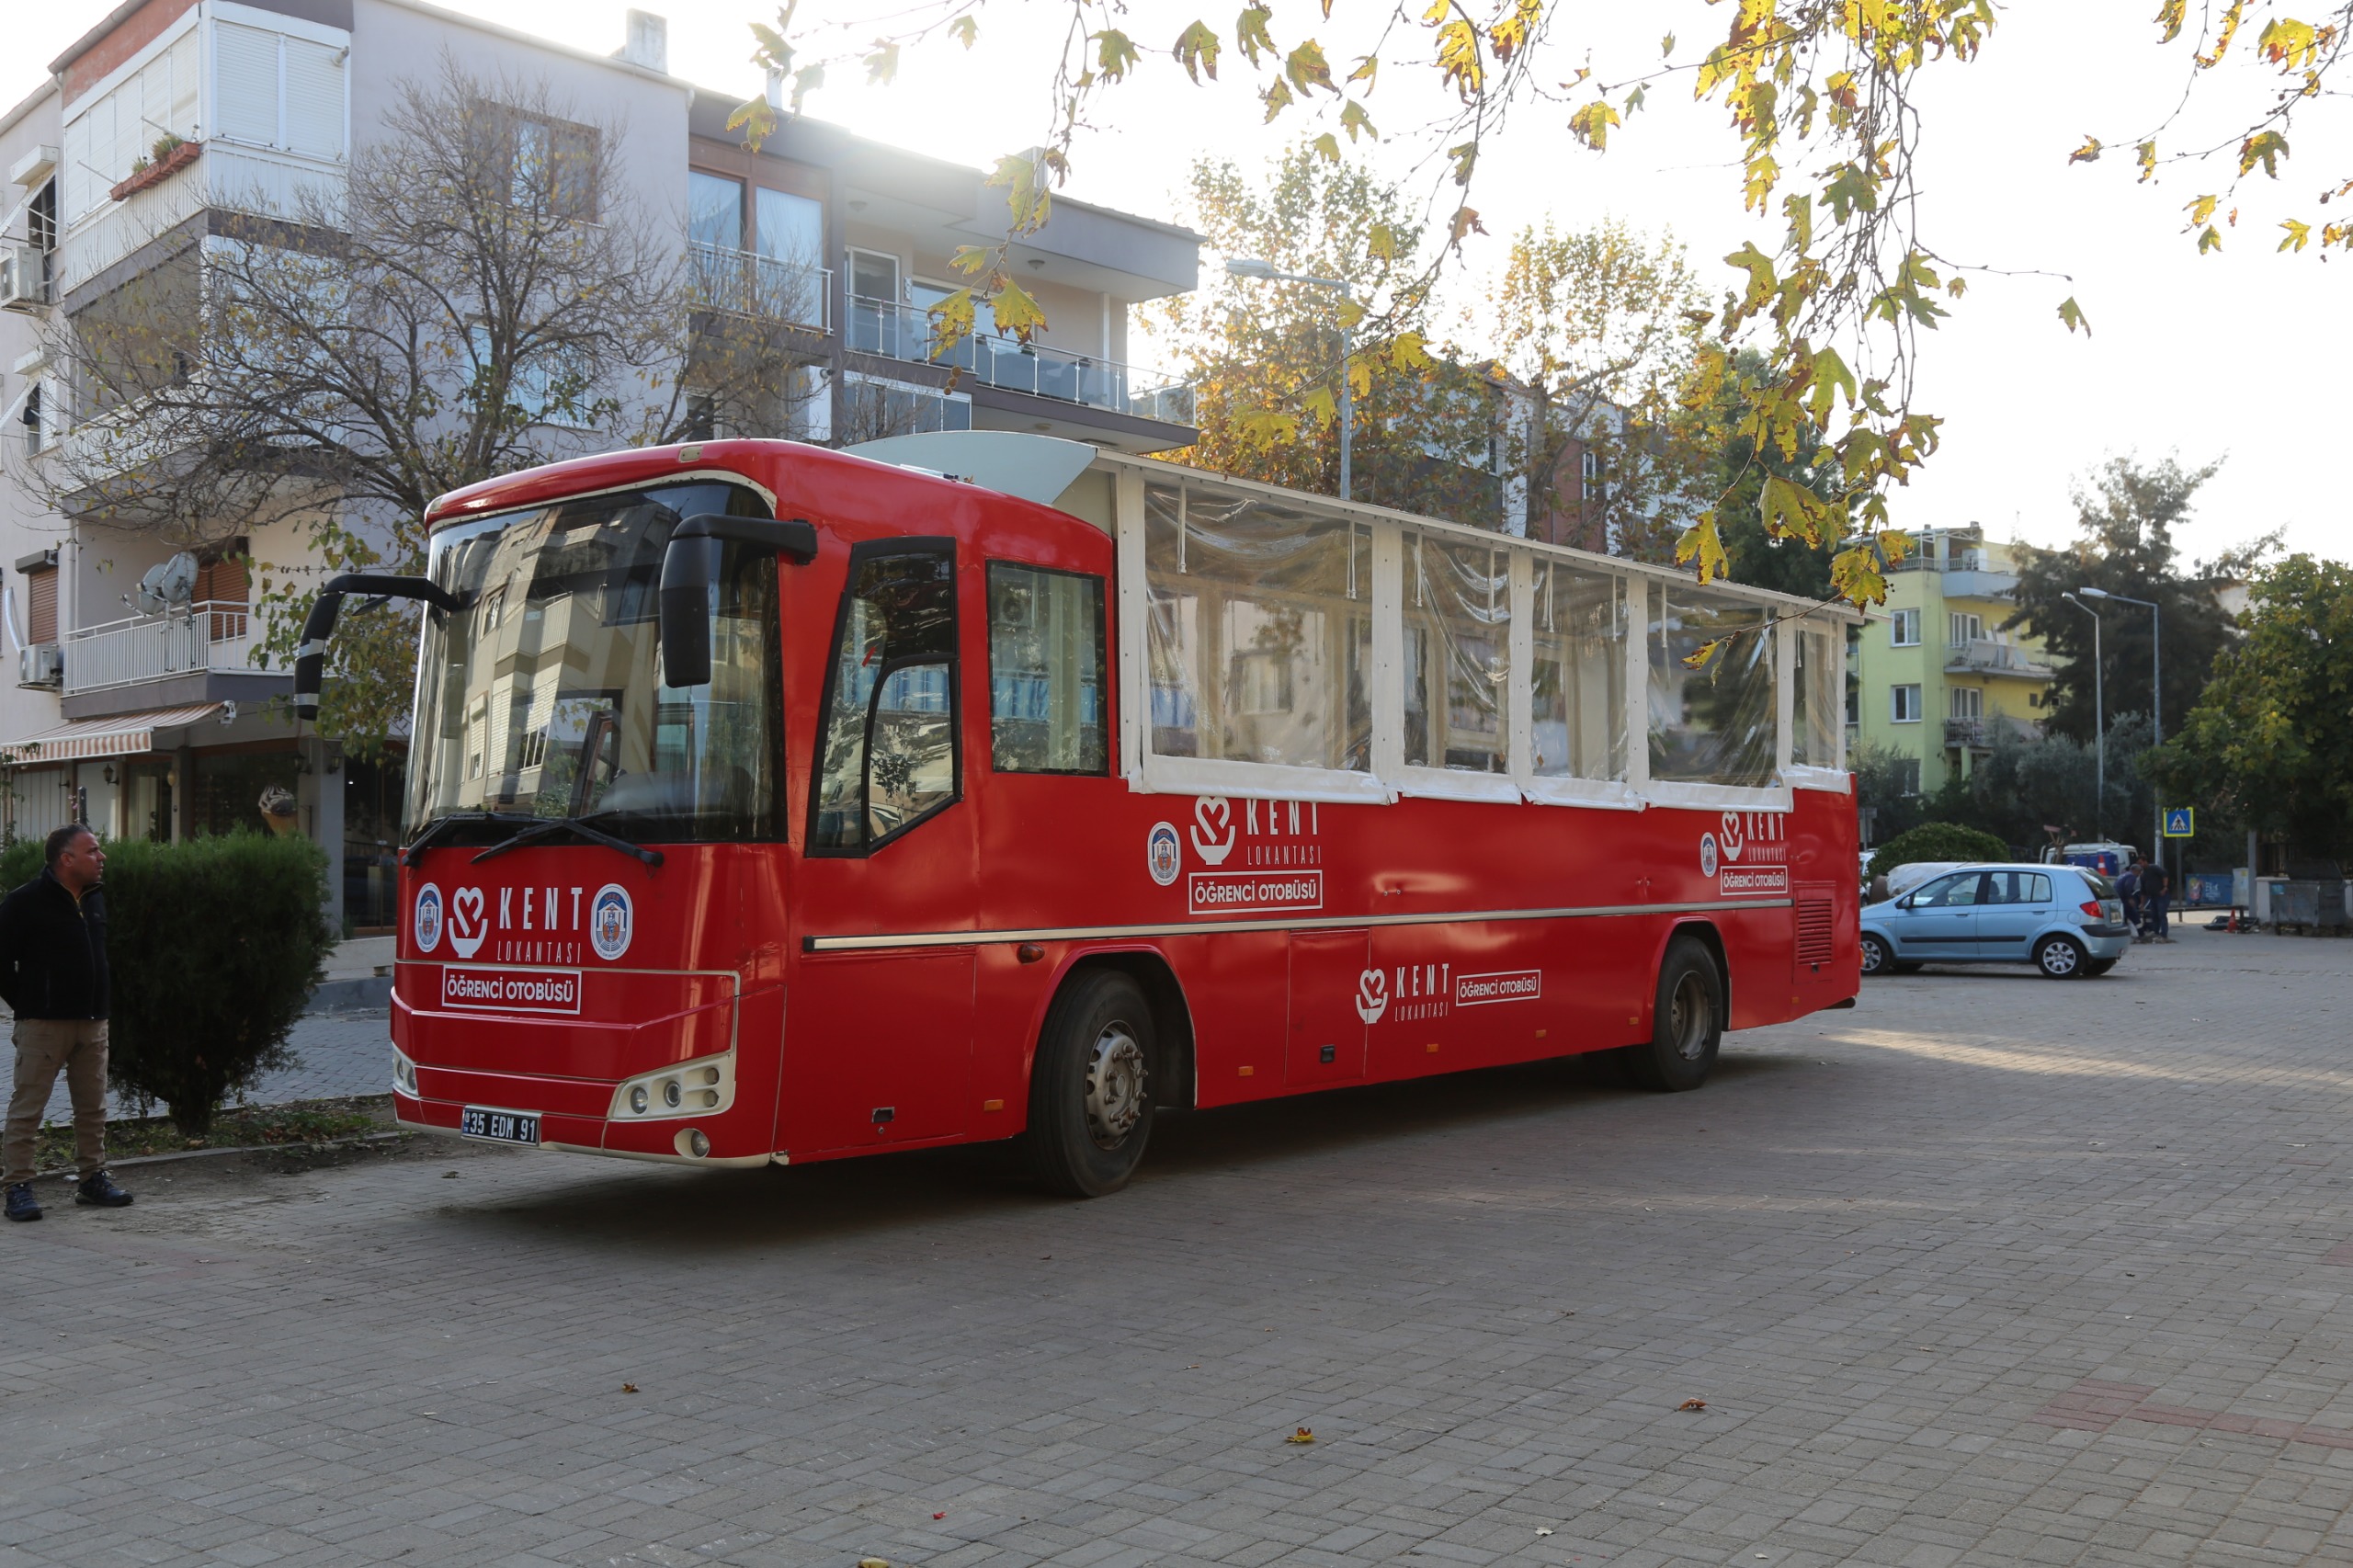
[1867,822,2011,885]
[0,832,335,1136]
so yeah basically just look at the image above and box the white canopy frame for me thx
[1103,455,1855,812]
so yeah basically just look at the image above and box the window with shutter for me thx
[283,39,345,159]
[215,23,282,146]
[61,115,91,223]
[26,569,57,646]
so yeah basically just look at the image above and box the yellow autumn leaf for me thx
[1569,100,1620,151]
[1174,20,1222,83]
[2279,218,2312,252]
[1236,4,1276,67]
[1285,40,1336,96]
[990,280,1048,341]
[1311,132,1341,164]
[1302,385,1337,427]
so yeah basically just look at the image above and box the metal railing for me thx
[1944,638,2052,675]
[687,244,830,331]
[1944,714,2037,748]
[1891,551,1988,574]
[844,294,1195,424]
[63,600,265,695]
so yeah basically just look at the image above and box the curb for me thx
[307,975,392,1013]
[28,1130,410,1184]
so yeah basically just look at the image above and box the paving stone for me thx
[9,928,2353,1564]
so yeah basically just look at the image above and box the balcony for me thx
[687,244,829,331]
[1944,714,2037,749]
[1944,638,2052,677]
[63,601,267,696]
[845,295,1194,425]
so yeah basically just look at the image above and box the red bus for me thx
[301,432,1859,1197]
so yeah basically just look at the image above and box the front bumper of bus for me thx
[389,983,782,1166]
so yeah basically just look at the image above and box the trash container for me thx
[2277,879,2349,932]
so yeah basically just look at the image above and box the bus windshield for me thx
[405,480,783,846]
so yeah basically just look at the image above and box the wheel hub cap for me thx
[1668,973,1712,1061]
[1084,1026,1146,1149]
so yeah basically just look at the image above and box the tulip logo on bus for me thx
[414,883,444,954]
[1719,811,1745,862]
[1191,796,1235,866]
[449,885,489,959]
[1355,968,1389,1024]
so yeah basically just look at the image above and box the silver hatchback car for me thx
[1860,863,2133,979]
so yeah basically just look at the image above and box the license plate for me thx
[460,1107,540,1145]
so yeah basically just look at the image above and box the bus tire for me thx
[1622,936,1723,1094]
[1026,970,1157,1199]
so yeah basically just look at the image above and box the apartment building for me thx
[1848,523,2055,795]
[0,0,1199,928]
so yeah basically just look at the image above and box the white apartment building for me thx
[0,0,1199,928]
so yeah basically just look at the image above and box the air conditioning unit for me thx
[0,244,47,313]
[17,642,62,688]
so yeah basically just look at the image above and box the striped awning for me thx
[2,703,225,764]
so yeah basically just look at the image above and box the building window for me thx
[1949,612,1982,646]
[214,21,347,162]
[688,171,744,251]
[1891,684,1922,723]
[756,186,823,267]
[499,109,599,220]
[1890,608,1920,647]
[20,383,42,456]
[1949,686,1983,720]
[1893,757,1921,796]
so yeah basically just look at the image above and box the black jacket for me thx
[0,869,110,1020]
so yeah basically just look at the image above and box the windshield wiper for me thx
[470,815,665,869]
[402,811,541,867]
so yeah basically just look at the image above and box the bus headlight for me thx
[392,1050,419,1096]
[609,1055,733,1121]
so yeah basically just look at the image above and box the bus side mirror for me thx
[658,514,818,689]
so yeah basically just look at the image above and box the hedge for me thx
[0,831,335,1136]
[1866,822,2011,885]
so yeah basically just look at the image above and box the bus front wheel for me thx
[1622,936,1723,1094]
[1027,970,1158,1199]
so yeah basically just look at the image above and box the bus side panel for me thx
[1164,930,1289,1108]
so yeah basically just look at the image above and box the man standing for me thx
[2,825,132,1221]
[2143,855,2174,944]
[2117,857,2144,941]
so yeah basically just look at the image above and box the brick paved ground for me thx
[6,926,2353,1567]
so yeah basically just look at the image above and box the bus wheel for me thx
[1027,971,1157,1199]
[1623,937,1723,1094]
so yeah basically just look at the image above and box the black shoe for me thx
[5,1182,39,1221]
[75,1172,131,1209]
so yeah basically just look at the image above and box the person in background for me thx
[2143,856,2174,944]
[1,825,132,1222]
[2117,856,2145,941]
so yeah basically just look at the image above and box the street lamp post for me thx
[1226,256,1354,501]
[2078,586,2162,873]
[2063,592,2104,840]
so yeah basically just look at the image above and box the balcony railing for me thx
[845,295,1195,425]
[63,600,266,695]
[1944,638,2052,676]
[687,244,830,331]
[1944,714,2037,749]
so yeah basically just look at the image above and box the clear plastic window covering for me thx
[1143,483,1371,771]
[812,550,958,851]
[1649,584,1778,788]
[1791,621,1841,768]
[61,27,204,223]
[1404,534,1511,773]
[1530,563,1626,781]
[989,563,1108,774]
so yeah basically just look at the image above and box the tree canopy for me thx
[2157,555,2353,861]
[2006,455,2260,746]
[734,0,2350,608]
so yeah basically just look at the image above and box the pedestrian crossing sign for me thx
[2163,807,2195,838]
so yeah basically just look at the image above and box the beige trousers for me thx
[4,1018,110,1186]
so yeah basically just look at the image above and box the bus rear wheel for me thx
[1027,971,1157,1199]
[1622,936,1724,1094]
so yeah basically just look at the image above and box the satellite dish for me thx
[134,552,200,616]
